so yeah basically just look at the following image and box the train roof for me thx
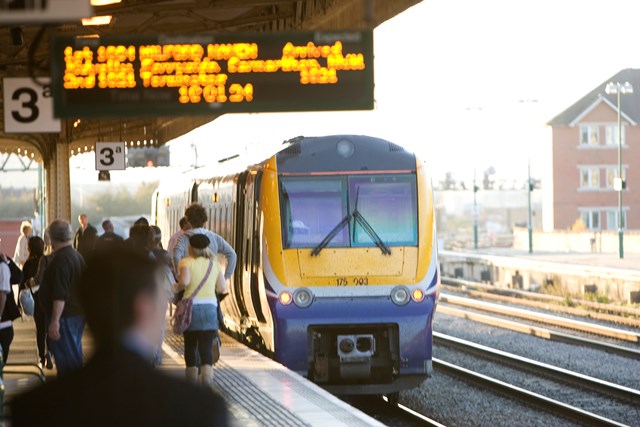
[276,135,416,174]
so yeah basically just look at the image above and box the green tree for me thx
[71,182,158,226]
[0,187,36,219]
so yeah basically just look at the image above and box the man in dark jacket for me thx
[73,214,97,259]
[95,219,123,249]
[10,243,228,427]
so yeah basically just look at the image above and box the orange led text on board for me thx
[62,40,366,104]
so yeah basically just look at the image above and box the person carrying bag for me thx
[171,261,212,334]
[172,235,227,387]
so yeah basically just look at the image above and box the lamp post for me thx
[473,169,479,250]
[527,160,533,254]
[605,81,633,259]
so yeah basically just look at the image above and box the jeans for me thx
[47,315,85,377]
[184,330,217,367]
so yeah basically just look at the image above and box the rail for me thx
[433,358,629,427]
[442,276,640,318]
[434,332,640,404]
[442,283,640,328]
[382,396,448,427]
[439,293,640,342]
[437,305,640,359]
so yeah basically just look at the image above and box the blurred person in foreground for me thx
[10,244,228,427]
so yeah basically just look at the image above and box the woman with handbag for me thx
[24,237,53,369]
[173,234,227,387]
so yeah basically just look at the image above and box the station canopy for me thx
[0,0,420,153]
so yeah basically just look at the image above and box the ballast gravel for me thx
[398,312,639,427]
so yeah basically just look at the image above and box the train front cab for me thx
[259,137,439,395]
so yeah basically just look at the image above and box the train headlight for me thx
[293,288,314,308]
[279,291,293,305]
[390,286,410,306]
[412,289,425,302]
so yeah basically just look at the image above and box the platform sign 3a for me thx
[95,142,126,171]
[3,77,61,133]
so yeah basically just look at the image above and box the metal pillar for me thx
[45,123,72,223]
[37,163,46,236]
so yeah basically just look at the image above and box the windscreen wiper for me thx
[311,213,352,256]
[352,186,391,255]
[352,210,392,255]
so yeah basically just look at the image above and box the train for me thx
[153,135,439,399]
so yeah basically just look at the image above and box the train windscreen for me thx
[280,174,417,249]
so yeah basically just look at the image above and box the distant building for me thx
[548,68,640,231]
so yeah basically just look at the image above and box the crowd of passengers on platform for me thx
[0,203,235,426]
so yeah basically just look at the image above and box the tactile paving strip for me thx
[267,370,375,427]
[164,330,309,427]
[215,360,310,427]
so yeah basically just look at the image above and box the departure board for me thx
[51,31,373,118]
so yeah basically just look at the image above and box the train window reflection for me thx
[280,174,418,249]
[350,176,418,246]
[280,178,348,248]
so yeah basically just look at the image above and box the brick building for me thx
[548,68,640,231]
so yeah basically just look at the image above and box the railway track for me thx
[442,277,640,323]
[437,304,640,359]
[346,396,447,427]
[439,293,640,342]
[434,332,640,405]
[433,358,629,427]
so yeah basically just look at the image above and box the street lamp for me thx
[605,81,633,259]
[527,160,533,254]
[473,169,479,250]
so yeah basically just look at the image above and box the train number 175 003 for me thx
[335,277,369,286]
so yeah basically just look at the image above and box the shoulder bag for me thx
[171,260,213,334]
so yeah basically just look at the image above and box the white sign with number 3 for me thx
[95,142,126,171]
[3,77,61,134]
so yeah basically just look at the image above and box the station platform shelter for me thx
[0,0,420,225]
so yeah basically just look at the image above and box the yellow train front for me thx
[157,135,439,396]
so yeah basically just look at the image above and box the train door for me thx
[241,171,266,323]
[249,172,266,323]
[233,172,250,318]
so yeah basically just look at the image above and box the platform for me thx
[3,315,386,427]
[439,249,640,303]
[455,248,640,272]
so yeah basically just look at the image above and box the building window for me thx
[579,167,600,189]
[605,124,626,146]
[580,210,601,230]
[605,166,627,189]
[580,125,599,146]
[605,209,627,230]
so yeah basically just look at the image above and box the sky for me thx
[3,0,640,189]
